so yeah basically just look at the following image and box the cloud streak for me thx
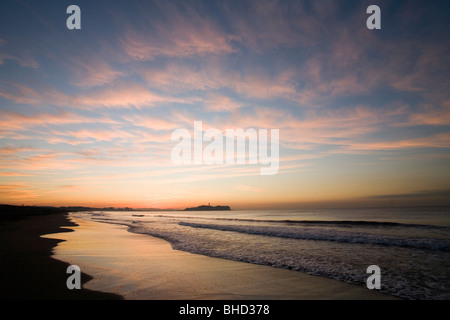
[0,0,449,207]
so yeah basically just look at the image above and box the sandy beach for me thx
[0,210,121,299]
[42,214,397,300]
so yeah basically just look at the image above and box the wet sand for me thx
[44,215,398,300]
[0,211,121,299]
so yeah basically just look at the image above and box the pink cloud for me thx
[0,146,35,154]
[140,63,229,92]
[205,104,411,153]
[141,61,299,103]
[408,101,450,126]
[121,2,236,61]
[64,128,135,142]
[0,83,69,106]
[0,38,39,68]
[0,110,117,135]
[0,172,35,177]
[204,94,242,112]
[0,82,187,110]
[344,133,450,151]
[0,150,83,171]
[72,84,186,109]
[0,184,38,200]
[122,29,236,61]
[68,58,123,88]
[0,52,39,68]
[124,115,181,131]
[223,0,321,51]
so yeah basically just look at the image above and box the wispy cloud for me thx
[0,82,190,110]
[0,184,38,200]
[0,109,116,131]
[68,58,123,88]
[343,133,450,151]
[73,84,189,109]
[0,83,69,106]
[0,172,35,177]
[0,38,39,68]
[0,0,449,207]
[121,2,237,60]
[407,101,450,126]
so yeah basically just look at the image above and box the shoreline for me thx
[45,214,398,300]
[0,211,122,299]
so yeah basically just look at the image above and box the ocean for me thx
[71,207,450,300]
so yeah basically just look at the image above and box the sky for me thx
[0,0,449,209]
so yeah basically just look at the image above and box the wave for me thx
[179,221,450,252]
[75,210,450,300]
[154,214,446,229]
[77,211,450,300]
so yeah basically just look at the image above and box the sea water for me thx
[71,207,450,299]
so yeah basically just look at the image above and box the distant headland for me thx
[184,204,231,211]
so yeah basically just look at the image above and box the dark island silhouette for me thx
[184,203,231,211]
